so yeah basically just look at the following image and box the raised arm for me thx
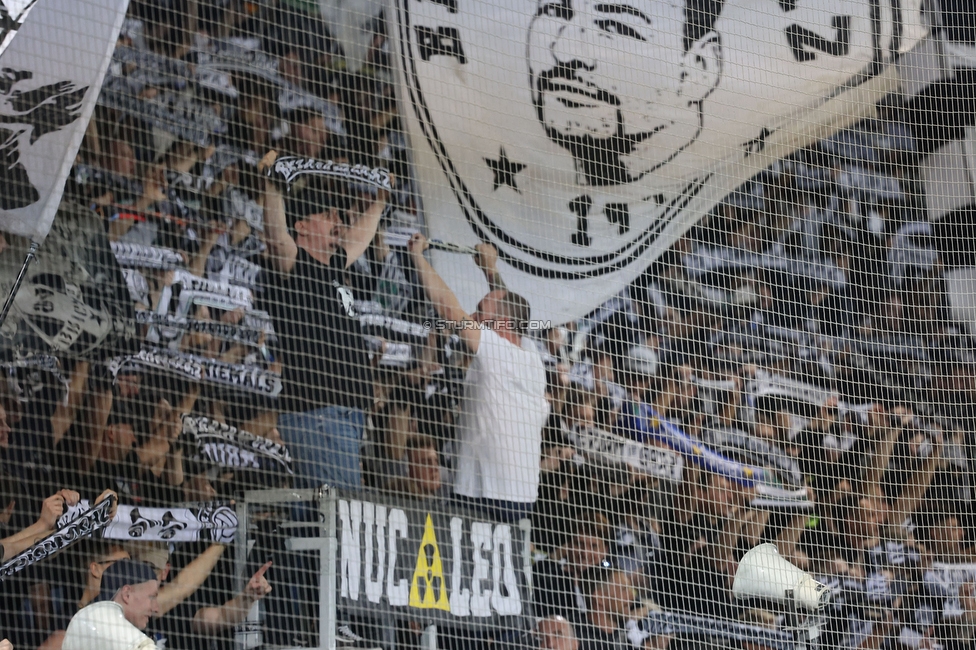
[158,543,226,616]
[341,185,389,267]
[862,406,900,500]
[891,429,943,530]
[407,233,482,354]
[258,151,298,274]
[474,243,506,292]
[1,490,80,560]
[192,562,272,634]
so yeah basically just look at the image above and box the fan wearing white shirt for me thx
[408,234,549,523]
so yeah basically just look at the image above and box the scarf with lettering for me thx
[108,348,282,397]
[0,497,116,581]
[181,415,293,476]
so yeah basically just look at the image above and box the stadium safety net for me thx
[0,1,975,650]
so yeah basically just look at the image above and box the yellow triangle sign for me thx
[409,513,450,610]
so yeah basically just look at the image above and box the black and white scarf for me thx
[162,269,254,308]
[108,348,282,397]
[98,77,226,147]
[209,254,262,290]
[267,156,392,192]
[112,242,185,270]
[193,39,280,83]
[0,496,115,581]
[355,300,428,342]
[703,426,805,488]
[110,44,191,92]
[70,164,145,205]
[181,415,293,476]
[563,423,685,483]
[59,500,237,544]
[137,310,274,347]
[635,611,796,650]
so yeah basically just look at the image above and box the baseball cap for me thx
[97,560,158,603]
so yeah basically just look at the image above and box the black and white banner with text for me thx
[336,492,530,629]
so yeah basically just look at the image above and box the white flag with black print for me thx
[390,0,927,324]
[0,0,129,243]
[0,1,39,58]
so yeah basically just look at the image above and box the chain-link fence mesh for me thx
[1,1,975,650]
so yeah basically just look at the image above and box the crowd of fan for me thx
[1,2,975,650]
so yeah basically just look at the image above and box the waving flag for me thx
[390,0,927,324]
[0,0,130,244]
[0,1,40,58]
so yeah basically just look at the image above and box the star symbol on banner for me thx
[484,148,526,193]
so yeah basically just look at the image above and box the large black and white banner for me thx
[391,0,926,323]
[0,0,129,243]
[336,493,530,628]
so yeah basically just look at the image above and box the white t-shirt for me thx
[63,601,156,650]
[454,328,549,503]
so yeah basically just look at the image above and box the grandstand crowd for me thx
[1,2,975,650]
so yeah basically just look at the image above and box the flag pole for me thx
[0,239,38,328]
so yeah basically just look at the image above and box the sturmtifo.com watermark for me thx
[423,319,552,331]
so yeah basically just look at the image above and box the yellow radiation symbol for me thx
[409,513,450,610]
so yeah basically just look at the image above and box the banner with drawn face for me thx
[390,0,926,323]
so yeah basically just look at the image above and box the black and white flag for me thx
[0,0,129,243]
[0,1,39,58]
[390,0,926,323]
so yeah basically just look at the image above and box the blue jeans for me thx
[279,406,364,491]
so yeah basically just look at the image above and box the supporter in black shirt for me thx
[66,399,181,507]
[575,568,649,650]
[259,150,388,492]
[534,524,609,624]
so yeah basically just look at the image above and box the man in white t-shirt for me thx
[408,234,549,522]
[62,560,159,650]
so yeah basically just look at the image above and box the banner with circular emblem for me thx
[390,0,926,324]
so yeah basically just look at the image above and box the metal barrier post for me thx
[420,625,437,650]
[321,487,337,650]
[239,488,337,650]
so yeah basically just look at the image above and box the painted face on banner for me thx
[528,0,720,186]
[393,0,923,323]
